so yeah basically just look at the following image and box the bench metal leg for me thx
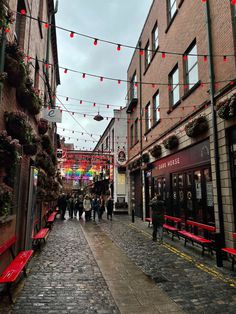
[7,283,13,303]
[232,256,235,271]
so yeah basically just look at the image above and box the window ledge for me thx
[131,140,139,149]
[165,10,178,34]
[151,120,161,129]
[178,0,184,9]
[166,99,181,114]
[144,128,152,136]
[182,80,201,101]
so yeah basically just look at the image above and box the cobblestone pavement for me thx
[11,218,119,314]
[99,215,236,314]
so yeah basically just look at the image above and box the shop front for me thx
[147,140,214,226]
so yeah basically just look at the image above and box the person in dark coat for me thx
[99,194,105,220]
[74,195,84,219]
[149,194,165,243]
[106,196,113,221]
[58,194,67,220]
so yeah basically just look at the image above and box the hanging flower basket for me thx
[0,183,13,218]
[36,152,55,177]
[4,55,27,88]
[4,111,33,145]
[0,130,20,167]
[0,1,14,29]
[185,116,209,138]
[217,95,236,120]
[150,145,162,158]
[38,118,49,135]
[16,85,42,115]
[142,153,150,163]
[163,135,179,150]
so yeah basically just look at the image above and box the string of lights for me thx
[9,3,236,60]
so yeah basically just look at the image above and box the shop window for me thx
[184,41,199,90]
[130,72,138,99]
[194,170,203,222]
[203,168,214,224]
[152,23,159,52]
[153,91,160,124]
[111,129,114,152]
[169,65,180,107]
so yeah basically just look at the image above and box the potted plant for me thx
[23,135,40,156]
[4,111,33,145]
[163,135,179,150]
[217,95,236,120]
[0,183,13,218]
[150,145,162,158]
[142,153,150,163]
[0,130,19,167]
[185,116,209,138]
[38,118,49,135]
[16,84,42,116]
[4,42,27,88]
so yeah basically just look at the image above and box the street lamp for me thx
[94,111,104,121]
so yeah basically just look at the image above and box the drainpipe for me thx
[44,0,58,108]
[205,1,225,251]
[0,29,6,105]
[138,41,146,220]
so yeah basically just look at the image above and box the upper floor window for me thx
[167,0,177,22]
[145,103,151,132]
[106,136,109,150]
[232,3,236,31]
[134,119,138,143]
[38,0,44,38]
[169,65,180,106]
[130,124,134,147]
[153,91,160,124]
[152,23,159,52]
[145,41,151,69]
[111,129,114,152]
[185,41,198,89]
[130,72,138,99]
[15,0,27,46]
[34,58,40,91]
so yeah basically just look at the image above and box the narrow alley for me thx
[1,214,236,314]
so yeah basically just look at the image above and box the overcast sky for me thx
[55,0,153,150]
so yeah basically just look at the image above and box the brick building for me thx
[0,0,60,268]
[127,0,236,246]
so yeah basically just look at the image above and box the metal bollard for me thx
[132,209,135,223]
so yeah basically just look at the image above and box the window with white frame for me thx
[169,66,180,106]
[130,72,138,99]
[167,0,177,22]
[145,103,151,132]
[145,41,151,69]
[134,119,138,143]
[130,124,134,147]
[185,42,199,89]
[152,23,159,51]
[153,91,160,124]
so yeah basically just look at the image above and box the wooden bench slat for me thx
[163,224,178,232]
[186,220,216,232]
[164,215,182,223]
[222,248,236,256]
[0,236,17,256]
[0,250,33,283]
[178,230,212,244]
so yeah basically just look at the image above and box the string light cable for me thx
[10,4,236,60]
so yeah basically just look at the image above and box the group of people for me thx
[57,193,114,222]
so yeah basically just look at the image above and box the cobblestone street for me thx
[1,214,236,314]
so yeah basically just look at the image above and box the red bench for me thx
[178,220,216,256]
[163,215,181,240]
[45,211,57,229]
[32,219,49,248]
[221,233,236,270]
[144,217,152,227]
[0,236,33,302]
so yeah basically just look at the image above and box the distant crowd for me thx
[57,193,114,222]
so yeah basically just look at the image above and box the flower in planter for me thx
[217,95,236,120]
[163,135,179,150]
[0,130,20,167]
[16,84,43,115]
[142,153,150,163]
[23,136,39,156]
[150,145,162,158]
[0,183,13,218]
[0,72,8,83]
[4,111,33,145]
[38,118,49,135]
[0,1,14,29]
[185,116,209,138]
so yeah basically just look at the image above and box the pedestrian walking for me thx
[99,194,105,220]
[75,195,84,219]
[68,194,75,219]
[83,194,92,221]
[58,194,67,220]
[92,195,101,221]
[149,194,165,243]
[106,196,113,221]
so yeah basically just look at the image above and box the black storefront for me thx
[228,126,236,231]
[145,139,215,226]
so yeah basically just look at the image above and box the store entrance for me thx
[171,166,214,225]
